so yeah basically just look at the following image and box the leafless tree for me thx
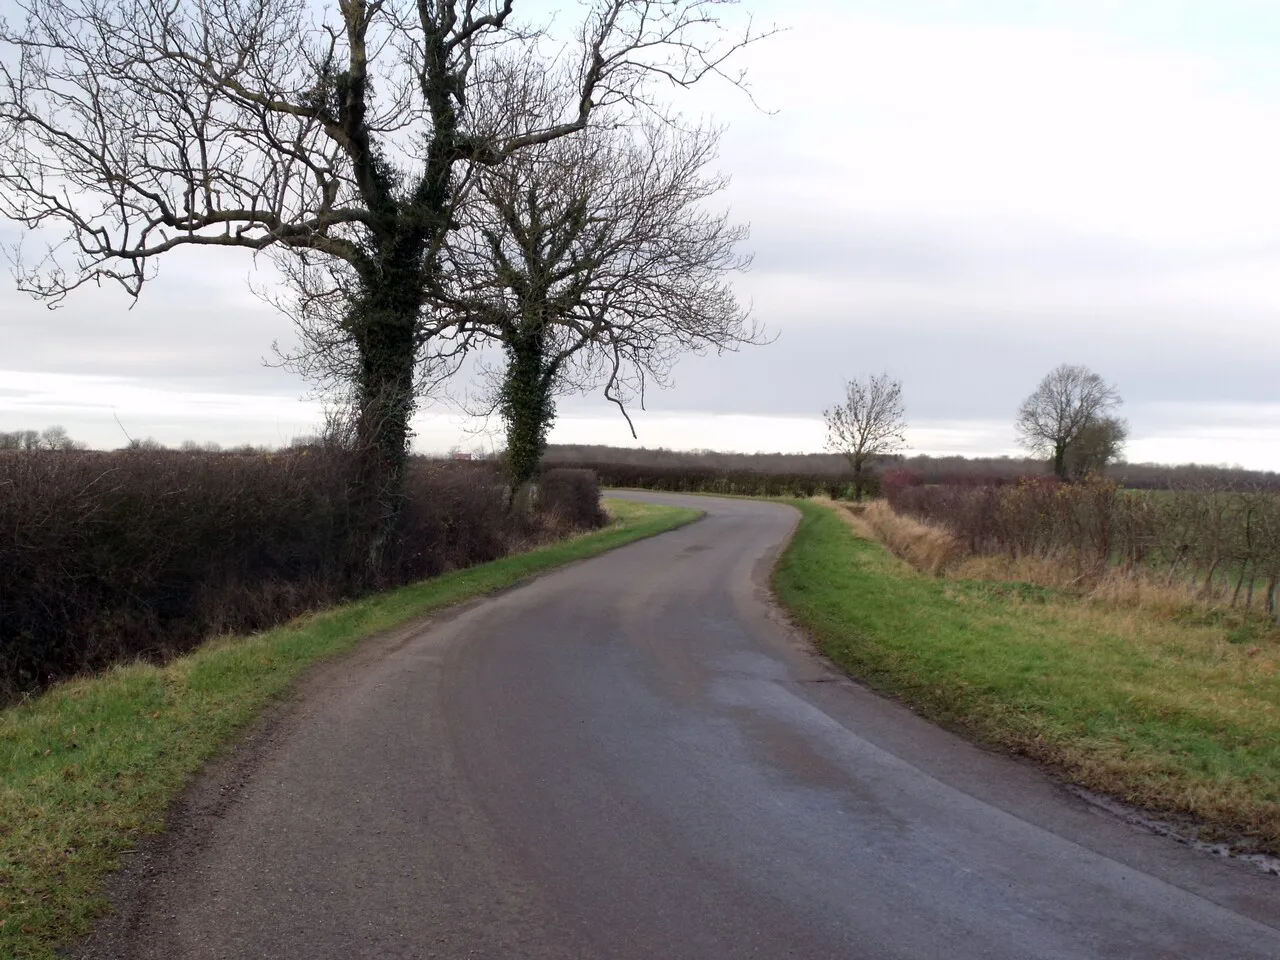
[0,426,82,450]
[125,437,167,451]
[0,0,766,568]
[823,373,907,501]
[0,429,41,451]
[435,115,756,497]
[1016,364,1122,480]
[39,424,83,450]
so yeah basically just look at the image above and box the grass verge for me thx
[773,499,1280,853]
[0,499,699,960]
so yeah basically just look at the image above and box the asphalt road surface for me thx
[80,492,1280,959]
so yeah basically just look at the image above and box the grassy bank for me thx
[0,499,699,960]
[773,499,1280,852]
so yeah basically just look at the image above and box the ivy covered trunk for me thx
[499,324,557,510]
[1053,441,1068,480]
[345,244,429,580]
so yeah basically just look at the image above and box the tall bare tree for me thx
[39,424,83,451]
[442,117,755,498]
[823,373,907,501]
[0,0,763,569]
[1016,364,1122,480]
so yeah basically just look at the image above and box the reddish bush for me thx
[881,468,923,508]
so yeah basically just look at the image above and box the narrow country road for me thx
[80,493,1280,960]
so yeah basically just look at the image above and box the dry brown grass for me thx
[841,499,1239,622]
[824,499,964,575]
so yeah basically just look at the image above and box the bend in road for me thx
[77,492,1280,960]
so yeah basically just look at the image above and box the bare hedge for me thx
[547,460,873,499]
[0,450,601,698]
[888,476,1280,612]
[537,469,607,529]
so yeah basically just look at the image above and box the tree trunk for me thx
[1231,561,1248,607]
[501,331,556,509]
[1202,558,1222,599]
[1052,441,1067,480]
[346,262,426,582]
[852,456,864,502]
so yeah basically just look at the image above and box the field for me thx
[0,498,700,960]
[774,500,1280,854]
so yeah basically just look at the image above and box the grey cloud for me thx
[557,303,1280,424]
[738,210,1207,283]
[1,279,302,395]
[743,218,962,280]
[1,221,300,392]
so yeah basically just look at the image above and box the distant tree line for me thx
[543,459,871,501]
[0,426,83,451]
[542,443,1280,492]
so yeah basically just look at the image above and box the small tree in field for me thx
[1063,415,1128,480]
[39,425,83,451]
[1016,364,1122,480]
[823,374,907,501]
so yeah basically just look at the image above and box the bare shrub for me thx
[881,467,923,506]
[886,476,1280,614]
[536,469,608,531]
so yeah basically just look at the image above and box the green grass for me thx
[773,499,1280,850]
[0,499,699,960]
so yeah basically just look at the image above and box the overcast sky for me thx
[4,0,1280,467]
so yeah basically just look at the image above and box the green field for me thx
[0,499,699,960]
